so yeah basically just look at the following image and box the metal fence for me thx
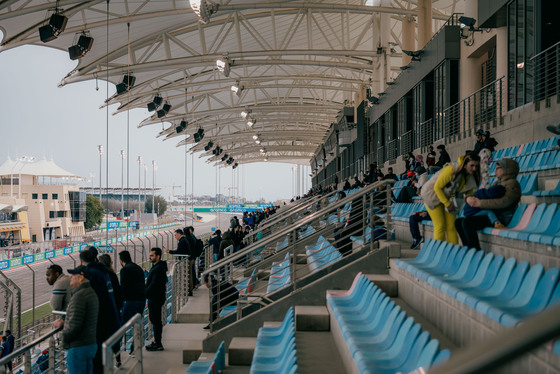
[0,327,65,374]
[201,180,394,332]
[532,41,560,103]
[386,139,399,161]
[376,146,385,164]
[400,131,413,157]
[102,313,144,374]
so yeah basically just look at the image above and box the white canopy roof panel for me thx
[0,0,464,165]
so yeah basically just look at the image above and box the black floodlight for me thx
[147,95,163,111]
[116,74,136,94]
[221,153,228,161]
[68,34,94,60]
[227,157,234,164]
[402,49,424,61]
[39,13,68,43]
[458,16,477,29]
[157,103,171,118]
[204,141,214,151]
[232,163,238,169]
[367,96,379,104]
[176,120,187,133]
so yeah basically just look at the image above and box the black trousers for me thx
[148,299,164,345]
[455,216,492,250]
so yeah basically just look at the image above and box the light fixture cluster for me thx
[157,102,172,118]
[190,0,219,24]
[231,81,244,96]
[39,12,94,60]
[116,75,136,95]
[193,128,205,142]
[216,56,230,77]
[147,95,163,112]
[254,134,261,145]
[176,120,187,134]
[241,109,256,127]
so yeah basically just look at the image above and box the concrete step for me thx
[295,331,346,374]
[182,340,203,364]
[364,273,398,297]
[228,337,257,365]
[176,286,211,323]
[295,305,330,331]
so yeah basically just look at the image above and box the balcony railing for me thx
[532,41,560,103]
[400,131,413,156]
[387,139,399,161]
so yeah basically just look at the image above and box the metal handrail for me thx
[428,303,560,374]
[530,40,560,61]
[203,179,393,276]
[102,313,144,374]
[0,327,62,366]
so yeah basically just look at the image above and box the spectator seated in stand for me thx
[462,185,507,228]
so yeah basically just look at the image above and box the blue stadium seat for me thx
[186,341,225,374]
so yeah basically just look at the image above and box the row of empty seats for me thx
[327,273,450,373]
[249,307,298,374]
[493,135,560,161]
[266,253,291,294]
[305,235,342,271]
[395,239,560,333]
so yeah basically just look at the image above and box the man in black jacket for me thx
[119,250,146,323]
[168,229,190,256]
[429,144,451,173]
[80,247,120,374]
[145,247,168,351]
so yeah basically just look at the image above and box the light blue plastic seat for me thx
[485,264,546,323]
[500,203,546,238]
[500,268,560,327]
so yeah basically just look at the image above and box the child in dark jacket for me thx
[462,184,506,227]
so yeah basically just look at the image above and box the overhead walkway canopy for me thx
[0,0,463,166]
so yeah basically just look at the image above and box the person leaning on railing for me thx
[53,265,99,374]
[46,264,72,312]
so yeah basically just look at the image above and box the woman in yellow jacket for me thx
[420,152,481,244]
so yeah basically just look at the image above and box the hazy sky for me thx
[0,42,311,202]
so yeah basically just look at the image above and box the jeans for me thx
[148,299,164,346]
[455,216,492,250]
[67,343,97,374]
[409,214,427,241]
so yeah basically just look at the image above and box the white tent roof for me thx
[0,157,84,179]
[0,0,464,166]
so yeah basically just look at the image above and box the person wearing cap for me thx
[455,158,521,250]
[53,265,99,374]
[46,264,72,312]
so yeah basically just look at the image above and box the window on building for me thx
[32,193,38,200]
[49,211,55,219]
[69,191,86,223]
[57,211,65,218]
[42,194,48,199]
[52,193,58,200]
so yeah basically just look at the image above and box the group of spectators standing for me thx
[45,244,167,373]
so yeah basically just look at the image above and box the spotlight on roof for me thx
[402,49,424,61]
[232,163,238,169]
[147,95,163,112]
[116,74,136,94]
[367,96,379,104]
[231,81,244,96]
[241,109,250,119]
[157,102,172,118]
[68,32,94,60]
[252,135,259,140]
[386,81,395,86]
[190,0,219,24]
[193,128,205,142]
[39,13,68,43]
[221,153,229,161]
[204,141,214,151]
[399,65,410,71]
[247,118,256,127]
[264,158,268,162]
[176,120,187,133]
[255,139,261,145]
[227,157,234,165]
[216,56,230,77]
[458,16,477,29]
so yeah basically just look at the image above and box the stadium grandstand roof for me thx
[0,0,464,166]
[0,157,85,179]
